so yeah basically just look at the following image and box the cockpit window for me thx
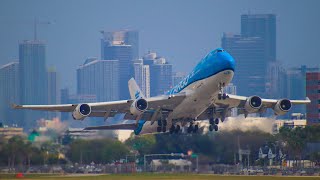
[217,49,224,52]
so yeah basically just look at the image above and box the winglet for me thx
[306,97,310,102]
[128,78,145,99]
[11,103,21,109]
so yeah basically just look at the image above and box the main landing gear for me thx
[209,118,219,132]
[157,118,167,133]
[169,124,181,134]
[187,122,199,134]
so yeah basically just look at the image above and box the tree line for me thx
[0,125,319,167]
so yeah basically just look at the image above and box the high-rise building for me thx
[19,40,48,129]
[143,52,157,66]
[173,72,186,86]
[266,62,287,99]
[133,59,150,97]
[287,66,319,115]
[142,52,173,96]
[47,67,59,119]
[60,88,69,121]
[77,58,119,102]
[223,83,237,117]
[241,14,276,61]
[222,14,277,98]
[222,33,267,97]
[150,57,173,96]
[101,30,139,59]
[102,45,133,99]
[306,72,320,125]
[0,62,20,126]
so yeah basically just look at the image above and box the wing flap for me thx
[12,103,76,112]
[84,123,136,130]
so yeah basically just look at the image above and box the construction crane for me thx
[34,17,52,40]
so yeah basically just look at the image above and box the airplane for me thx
[13,48,310,135]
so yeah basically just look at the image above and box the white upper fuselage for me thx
[139,48,236,133]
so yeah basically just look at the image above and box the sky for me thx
[1,0,320,93]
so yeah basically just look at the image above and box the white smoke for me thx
[218,116,275,133]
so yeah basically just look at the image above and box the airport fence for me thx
[0,164,319,176]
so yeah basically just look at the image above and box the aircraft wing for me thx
[216,94,311,108]
[12,92,186,117]
[197,94,311,120]
[84,123,137,130]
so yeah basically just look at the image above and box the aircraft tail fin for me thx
[128,78,145,99]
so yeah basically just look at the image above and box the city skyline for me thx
[1,0,320,92]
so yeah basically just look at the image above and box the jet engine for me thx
[72,104,91,120]
[273,99,292,115]
[130,98,148,116]
[244,96,262,113]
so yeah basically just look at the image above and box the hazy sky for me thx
[1,0,320,92]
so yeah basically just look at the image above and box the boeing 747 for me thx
[13,48,310,135]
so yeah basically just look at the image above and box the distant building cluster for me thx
[221,14,320,123]
[0,14,320,130]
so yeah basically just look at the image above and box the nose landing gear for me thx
[157,118,167,133]
[209,118,219,132]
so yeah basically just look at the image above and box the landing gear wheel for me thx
[193,125,199,133]
[215,118,219,125]
[163,120,167,127]
[214,125,218,131]
[175,125,180,133]
[157,126,162,132]
[162,126,167,133]
[187,125,193,133]
[209,118,214,125]
[222,93,227,100]
[169,125,175,134]
[209,125,213,132]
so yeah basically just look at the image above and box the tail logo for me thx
[135,90,140,99]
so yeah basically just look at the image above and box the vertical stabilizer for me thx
[128,78,145,99]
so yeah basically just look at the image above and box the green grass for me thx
[0,173,319,180]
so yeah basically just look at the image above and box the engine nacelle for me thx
[244,96,262,113]
[273,99,292,115]
[72,104,91,120]
[130,98,148,116]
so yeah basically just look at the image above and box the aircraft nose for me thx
[219,52,235,71]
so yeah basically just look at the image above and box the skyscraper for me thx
[0,62,20,126]
[102,45,133,100]
[266,62,287,99]
[150,57,173,96]
[47,67,59,119]
[101,30,139,60]
[287,66,319,115]
[19,40,47,129]
[222,33,267,97]
[142,52,173,96]
[241,14,276,61]
[223,83,237,117]
[306,72,320,125]
[173,72,186,86]
[222,14,277,98]
[133,59,150,97]
[77,58,119,101]
[60,88,69,121]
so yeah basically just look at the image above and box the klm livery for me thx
[13,48,310,135]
